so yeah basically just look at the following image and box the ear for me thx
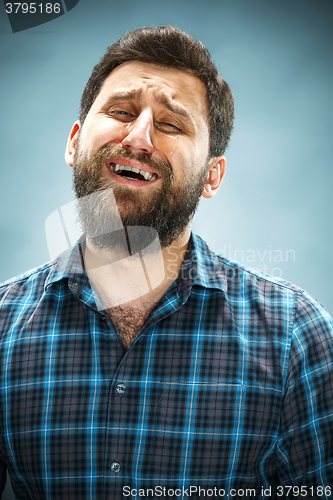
[201,156,226,199]
[65,121,81,167]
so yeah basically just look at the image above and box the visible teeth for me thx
[110,163,157,181]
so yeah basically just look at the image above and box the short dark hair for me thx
[79,26,234,158]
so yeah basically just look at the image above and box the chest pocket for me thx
[149,382,280,481]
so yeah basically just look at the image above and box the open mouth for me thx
[108,162,158,182]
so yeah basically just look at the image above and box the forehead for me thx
[94,61,209,120]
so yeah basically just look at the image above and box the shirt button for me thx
[110,461,121,473]
[101,315,107,322]
[115,383,126,395]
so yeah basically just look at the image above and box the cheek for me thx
[96,120,127,146]
[165,150,194,184]
[153,133,180,157]
[156,135,201,178]
[167,141,208,182]
[81,119,127,155]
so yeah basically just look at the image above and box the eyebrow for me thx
[104,89,194,125]
[155,93,193,122]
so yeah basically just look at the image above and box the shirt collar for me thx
[176,233,227,302]
[45,237,87,291]
[44,232,227,298]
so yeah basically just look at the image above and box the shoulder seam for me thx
[216,255,303,294]
[0,260,56,290]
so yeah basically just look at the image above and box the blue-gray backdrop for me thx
[0,0,332,496]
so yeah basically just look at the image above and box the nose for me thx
[121,110,154,155]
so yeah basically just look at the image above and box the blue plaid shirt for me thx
[1,233,333,499]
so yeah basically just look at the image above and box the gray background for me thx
[0,0,332,497]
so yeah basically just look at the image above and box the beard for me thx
[72,137,209,253]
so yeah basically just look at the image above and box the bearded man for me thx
[1,26,333,499]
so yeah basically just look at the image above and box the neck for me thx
[83,226,191,311]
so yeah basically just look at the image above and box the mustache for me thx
[92,143,174,180]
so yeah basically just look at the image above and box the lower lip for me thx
[106,164,160,187]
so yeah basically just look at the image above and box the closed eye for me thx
[157,122,182,133]
[108,110,134,120]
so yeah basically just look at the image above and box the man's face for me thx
[69,61,219,250]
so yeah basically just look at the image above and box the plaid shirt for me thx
[1,233,333,500]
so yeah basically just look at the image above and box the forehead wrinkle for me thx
[153,91,194,123]
[103,88,143,106]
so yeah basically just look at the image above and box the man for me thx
[0,26,332,499]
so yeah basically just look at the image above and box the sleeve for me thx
[0,287,9,496]
[276,291,333,494]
